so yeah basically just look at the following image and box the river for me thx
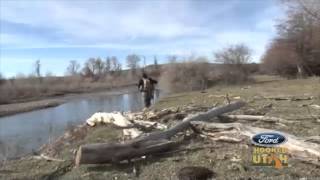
[0,91,161,161]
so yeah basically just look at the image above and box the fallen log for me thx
[192,121,320,160]
[130,101,246,144]
[131,119,167,130]
[75,101,246,166]
[220,115,296,124]
[265,96,313,101]
[75,139,176,165]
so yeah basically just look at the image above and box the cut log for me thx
[75,139,176,166]
[191,121,320,160]
[75,101,246,165]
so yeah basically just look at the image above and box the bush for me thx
[214,44,253,83]
[159,61,210,93]
[261,40,300,78]
[218,64,251,84]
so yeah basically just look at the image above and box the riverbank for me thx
[1,76,320,179]
[0,85,138,117]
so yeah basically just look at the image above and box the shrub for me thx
[159,61,210,93]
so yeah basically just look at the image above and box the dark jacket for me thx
[138,77,157,92]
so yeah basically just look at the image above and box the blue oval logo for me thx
[252,132,287,146]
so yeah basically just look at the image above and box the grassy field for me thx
[1,75,319,180]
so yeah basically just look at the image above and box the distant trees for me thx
[94,57,105,78]
[126,54,140,75]
[82,58,96,78]
[159,56,211,92]
[81,57,123,80]
[66,60,80,75]
[167,55,178,64]
[215,44,251,65]
[262,0,320,77]
[110,56,122,75]
[105,57,111,74]
[214,44,252,83]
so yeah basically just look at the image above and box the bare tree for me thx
[262,0,320,77]
[104,57,111,75]
[195,56,210,91]
[66,60,80,76]
[126,54,140,75]
[262,39,300,77]
[296,0,320,22]
[215,44,251,65]
[82,58,96,78]
[159,57,211,92]
[110,56,122,76]
[214,44,252,83]
[94,57,105,78]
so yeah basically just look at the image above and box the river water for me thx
[0,91,161,161]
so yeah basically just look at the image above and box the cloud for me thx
[0,0,284,76]
[1,1,210,42]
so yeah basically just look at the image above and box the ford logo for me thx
[252,132,287,146]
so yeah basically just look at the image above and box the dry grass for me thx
[159,62,259,93]
[0,75,138,104]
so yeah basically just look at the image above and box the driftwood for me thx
[265,96,313,101]
[220,115,296,124]
[86,112,142,138]
[192,121,320,160]
[131,119,167,131]
[75,139,176,165]
[32,154,65,162]
[310,104,320,110]
[86,112,168,139]
[200,133,243,143]
[131,101,245,144]
[75,101,246,166]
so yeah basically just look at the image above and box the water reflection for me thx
[0,91,160,160]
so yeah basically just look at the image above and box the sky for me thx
[0,0,284,77]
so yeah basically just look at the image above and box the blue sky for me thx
[0,0,284,77]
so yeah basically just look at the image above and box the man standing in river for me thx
[138,72,158,108]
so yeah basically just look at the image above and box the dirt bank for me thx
[0,99,64,117]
